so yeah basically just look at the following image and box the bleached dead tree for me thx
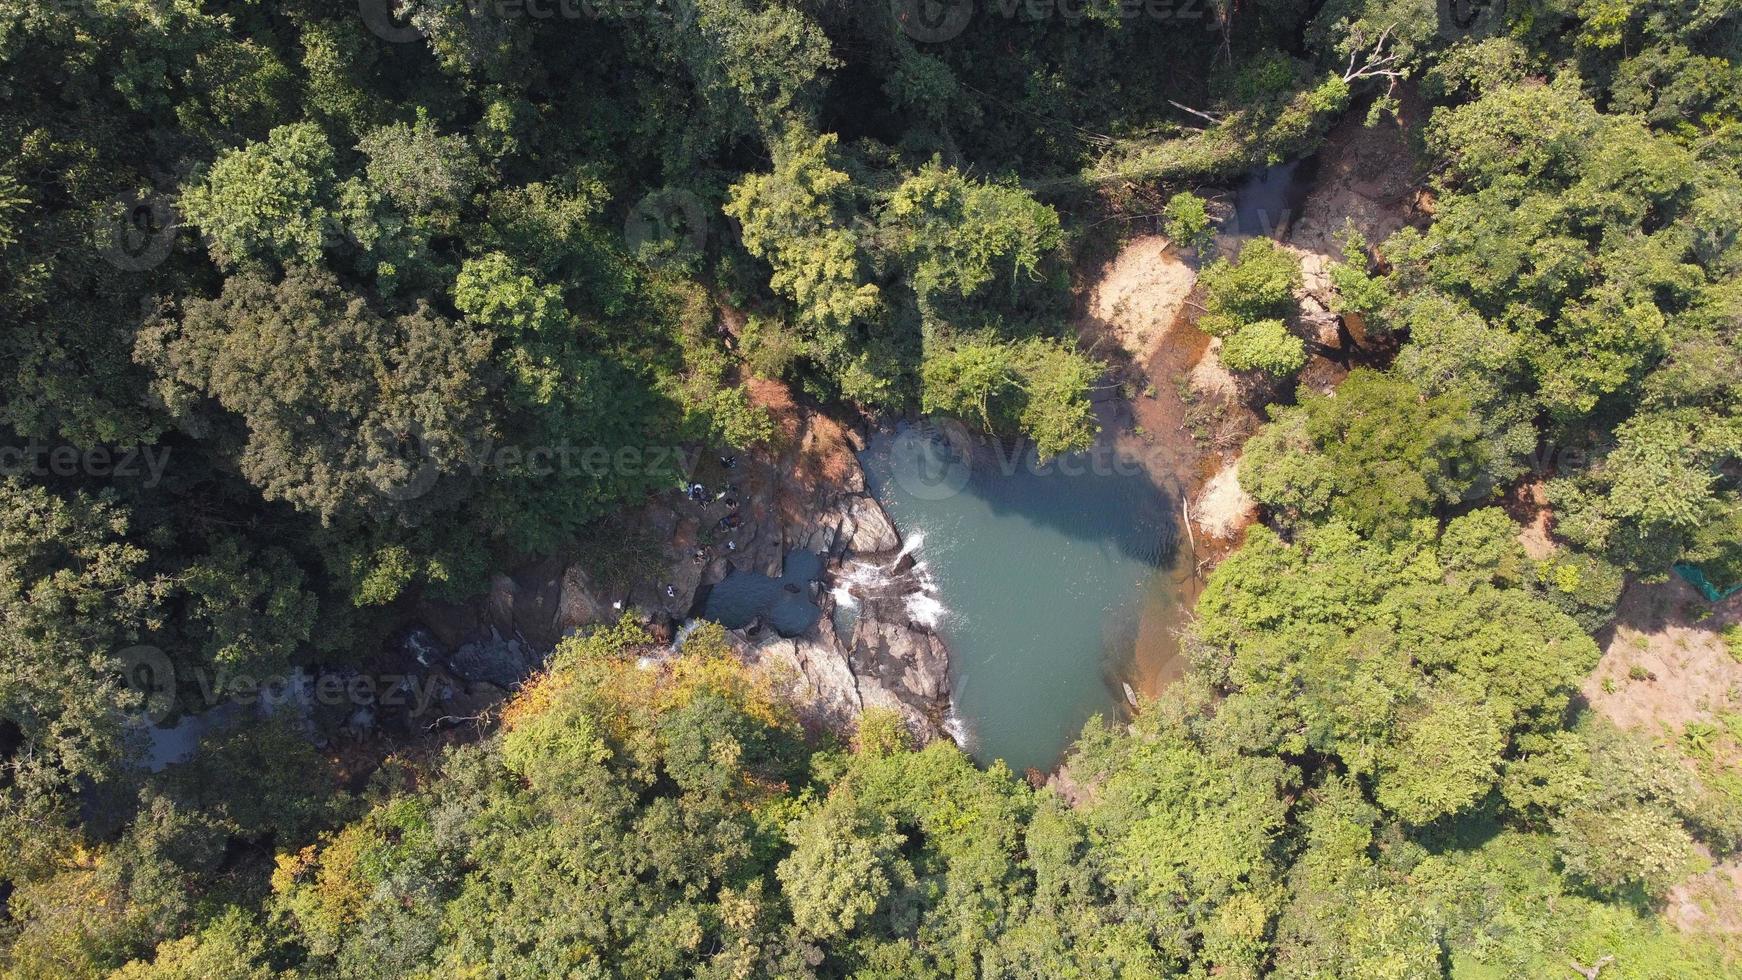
[1569,955,1615,980]
[1342,24,1407,95]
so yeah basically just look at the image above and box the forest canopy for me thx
[4,0,1742,975]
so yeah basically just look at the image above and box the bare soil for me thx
[1581,578,1742,934]
[1080,234,1200,364]
[1192,459,1257,544]
[1583,579,1742,733]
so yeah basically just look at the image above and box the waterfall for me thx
[670,619,705,651]
[829,528,948,631]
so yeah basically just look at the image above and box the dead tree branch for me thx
[1342,24,1406,90]
[1167,100,1228,126]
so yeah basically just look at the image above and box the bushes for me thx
[1196,238,1307,377]
[1163,191,1214,253]
[1240,369,1489,539]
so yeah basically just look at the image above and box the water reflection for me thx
[860,421,1191,774]
[700,549,825,637]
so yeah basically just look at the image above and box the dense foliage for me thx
[4,0,1742,975]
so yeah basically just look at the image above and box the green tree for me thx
[136,267,496,524]
[1196,237,1302,337]
[1218,317,1307,375]
[1241,369,1489,538]
[1163,191,1214,254]
[1195,238,1307,377]
[356,112,482,227]
[0,482,166,879]
[883,163,1062,303]
[178,123,343,271]
[921,336,1098,458]
[725,129,880,334]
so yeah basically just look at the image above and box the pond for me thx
[701,548,826,637]
[859,421,1194,774]
[1228,156,1318,239]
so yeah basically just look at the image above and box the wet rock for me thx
[849,605,950,712]
[738,619,864,733]
[740,613,946,742]
[447,628,532,690]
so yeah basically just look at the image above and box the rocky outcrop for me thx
[734,582,950,741]
[414,379,953,743]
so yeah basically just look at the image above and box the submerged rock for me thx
[703,548,825,637]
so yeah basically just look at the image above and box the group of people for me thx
[665,453,745,601]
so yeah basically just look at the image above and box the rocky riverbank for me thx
[412,380,954,742]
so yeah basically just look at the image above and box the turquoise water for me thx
[859,421,1190,774]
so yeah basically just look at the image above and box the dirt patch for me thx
[1287,90,1427,261]
[747,377,801,439]
[1192,459,1256,544]
[1080,234,1198,363]
[1188,339,1237,400]
[1667,859,1742,934]
[1581,579,1742,734]
[1505,478,1557,560]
